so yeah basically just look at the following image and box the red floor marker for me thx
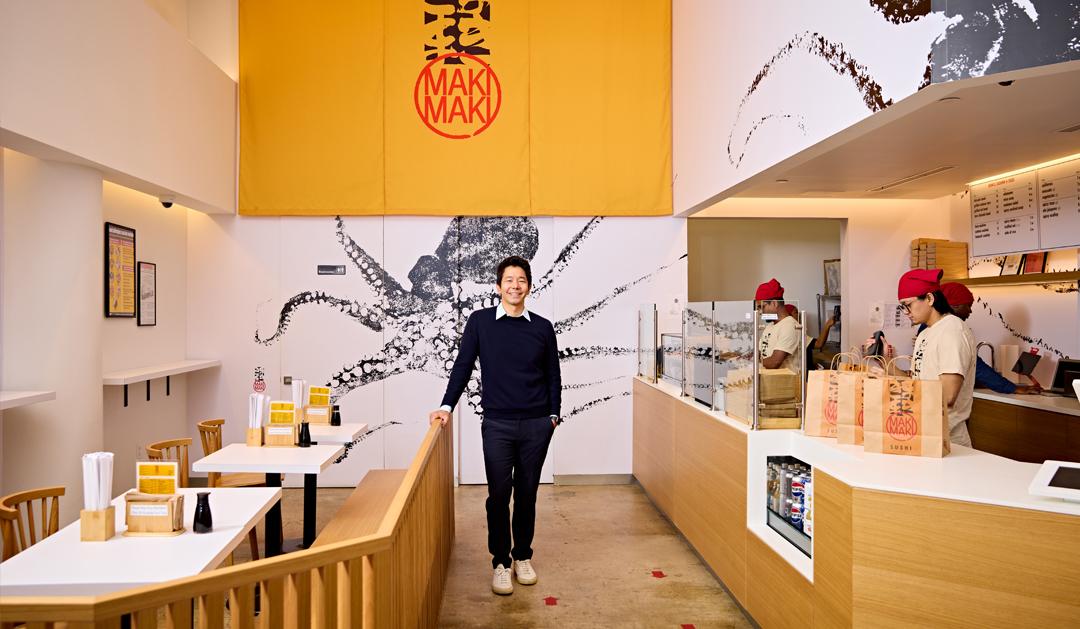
[651,570,667,578]
[544,596,558,606]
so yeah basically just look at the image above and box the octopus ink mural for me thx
[723,0,1080,172]
[253,215,686,474]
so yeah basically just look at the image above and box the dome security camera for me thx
[159,195,175,209]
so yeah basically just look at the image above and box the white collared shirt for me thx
[496,302,531,321]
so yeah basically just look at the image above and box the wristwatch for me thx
[550,414,562,426]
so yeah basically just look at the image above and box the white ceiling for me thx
[685,59,1080,213]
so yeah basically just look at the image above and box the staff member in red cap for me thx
[898,269,976,446]
[938,282,1035,394]
[756,278,799,371]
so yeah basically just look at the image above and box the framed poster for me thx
[137,261,157,326]
[1000,254,1024,275]
[104,222,136,317]
[823,259,841,296]
[1022,252,1047,274]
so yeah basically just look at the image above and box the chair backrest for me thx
[0,486,65,561]
[196,419,225,488]
[146,438,191,489]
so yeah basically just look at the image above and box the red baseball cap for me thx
[940,282,974,307]
[898,269,943,300]
[755,278,784,301]
[784,303,797,316]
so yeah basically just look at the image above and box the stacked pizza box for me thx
[910,238,968,280]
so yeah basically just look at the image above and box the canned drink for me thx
[781,472,793,518]
[791,474,805,499]
[803,476,814,537]
[789,502,803,530]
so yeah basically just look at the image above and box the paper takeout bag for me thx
[863,376,949,458]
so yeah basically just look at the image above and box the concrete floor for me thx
[437,484,753,629]
[233,484,752,628]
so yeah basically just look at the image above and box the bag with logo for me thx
[804,353,859,438]
[863,373,949,458]
[836,357,888,445]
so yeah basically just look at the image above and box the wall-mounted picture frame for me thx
[104,222,136,318]
[137,261,157,326]
[1000,254,1024,276]
[823,259,841,296]
[1022,252,1047,274]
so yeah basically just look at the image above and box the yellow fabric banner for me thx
[239,0,670,216]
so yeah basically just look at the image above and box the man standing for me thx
[430,255,561,596]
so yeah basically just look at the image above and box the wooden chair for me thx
[145,438,191,489]
[0,486,65,561]
[195,419,278,560]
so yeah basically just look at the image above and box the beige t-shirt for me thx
[912,314,976,446]
[760,315,800,372]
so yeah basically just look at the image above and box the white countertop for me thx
[0,487,279,596]
[0,390,56,411]
[102,359,220,385]
[192,443,344,475]
[309,423,368,444]
[973,390,1080,417]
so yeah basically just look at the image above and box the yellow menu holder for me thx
[266,401,297,447]
[80,506,116,542]
[303,404,332,424]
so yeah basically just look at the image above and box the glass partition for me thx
[682,302,714,407]
[637,304,657,382]
[711,300,756,415]
[753,299,806,429]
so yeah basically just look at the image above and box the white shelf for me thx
[0,390,56,411]
[103,359,221,386]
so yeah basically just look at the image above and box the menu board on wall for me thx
[1037,158,1080,251]
[971,157,1080,256]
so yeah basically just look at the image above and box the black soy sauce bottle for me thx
[194,492,213,533]
[330,404,341,426]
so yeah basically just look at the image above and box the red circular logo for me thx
[824,400,837,425]
[414,53,502,139]
[885,411,918,441]
[253,380,266,393]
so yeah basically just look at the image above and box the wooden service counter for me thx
[969,390,1080,463]
[633,377,1080,629]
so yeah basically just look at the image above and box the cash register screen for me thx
[1049,466,1080,490]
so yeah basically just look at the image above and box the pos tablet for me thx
[1028,460,1080,503]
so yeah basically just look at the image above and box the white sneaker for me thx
[513,559,537,585]
[492,564,514,595]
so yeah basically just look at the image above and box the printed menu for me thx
[970,156,1080,256]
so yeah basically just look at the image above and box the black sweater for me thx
[440,307,562,419]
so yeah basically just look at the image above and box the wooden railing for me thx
[0,419,455,629]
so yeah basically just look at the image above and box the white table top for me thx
[0,487,279,596]
[309,423,367,444]
[973,390,1080,417]
[192,443,344,475]
[0,390,56,411]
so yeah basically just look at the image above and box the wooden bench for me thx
[313,469,407,546]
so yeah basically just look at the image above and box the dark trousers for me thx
[481,416,555,569]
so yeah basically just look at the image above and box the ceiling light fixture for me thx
[867,166,954,192]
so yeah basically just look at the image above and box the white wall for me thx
[1,149,105,525]
[673,0,953,211]
[694,197,954,358]
[101,182,191,495]
[0,0,236,214]
[186,214,687,485]
[688,218,842,335]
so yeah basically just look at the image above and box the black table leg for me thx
[265,472,283,557]
[302,473,317,549]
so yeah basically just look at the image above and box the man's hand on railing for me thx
[429,409,451,426]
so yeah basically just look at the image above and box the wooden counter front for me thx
[632,378,1080,629]
[969,397,1080,463]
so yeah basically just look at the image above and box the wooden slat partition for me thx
[0,420,455,629]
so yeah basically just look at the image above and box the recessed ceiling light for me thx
[775,178,789,183]
[938,96,961,103]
